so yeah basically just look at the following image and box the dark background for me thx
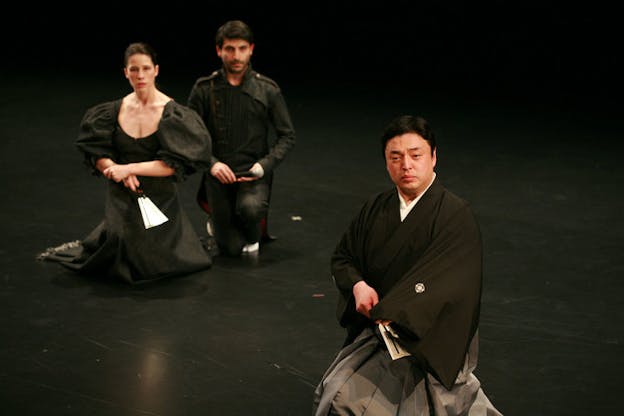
[1,2,623,415]
[4,2,622,107]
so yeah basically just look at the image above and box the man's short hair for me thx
[381,115,436,157]
[215,20,254,47]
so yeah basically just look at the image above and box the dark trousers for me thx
[204,175,270,256]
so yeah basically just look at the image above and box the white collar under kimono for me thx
[398,172,436,222]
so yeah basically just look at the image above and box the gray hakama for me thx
[313,328,502,416]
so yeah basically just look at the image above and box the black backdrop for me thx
[4,2,621,107]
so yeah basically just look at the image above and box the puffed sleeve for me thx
[74,100,119,175]
[156,101,212,181]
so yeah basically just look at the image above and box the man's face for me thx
[217,38,254,74]
[385,133,436,202]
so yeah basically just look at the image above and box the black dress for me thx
[38,99,213,284]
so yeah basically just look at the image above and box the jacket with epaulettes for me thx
[187,66,295,173]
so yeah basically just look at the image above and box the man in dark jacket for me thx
[313,115,502,415]
[188,20,296,256]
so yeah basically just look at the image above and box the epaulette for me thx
[194,71,220,86]
[253,72,279,88]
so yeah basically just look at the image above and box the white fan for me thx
[137,193,169,229]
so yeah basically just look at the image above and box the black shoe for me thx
[200,236,220,257]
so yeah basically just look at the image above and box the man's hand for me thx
[353,280,379,319]
[237,162,264,182]
[210,161,237,184]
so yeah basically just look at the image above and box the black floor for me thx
[1,72,622,415]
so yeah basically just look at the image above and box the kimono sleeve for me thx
[370,195,483,390]
[331,202,368,330]
[331,192,391,331]
[74,100,118,175]
[157,101,212,181]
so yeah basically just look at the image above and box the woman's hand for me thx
[103,164,130,182]
[103,164,141,191]
[122,175,141,192]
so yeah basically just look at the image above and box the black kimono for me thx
[39,100,213,284]
[313,178,502,415]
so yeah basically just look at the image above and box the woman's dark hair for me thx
[380,115,436,158]
[123,42,158,67]
[215,20,254,47]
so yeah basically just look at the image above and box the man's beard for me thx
[225,61,248,74]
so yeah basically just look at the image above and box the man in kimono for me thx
[313,115,502,415]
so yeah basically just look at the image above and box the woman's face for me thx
[123,53,158,91]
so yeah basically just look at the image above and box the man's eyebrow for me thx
[389,146,422,153]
